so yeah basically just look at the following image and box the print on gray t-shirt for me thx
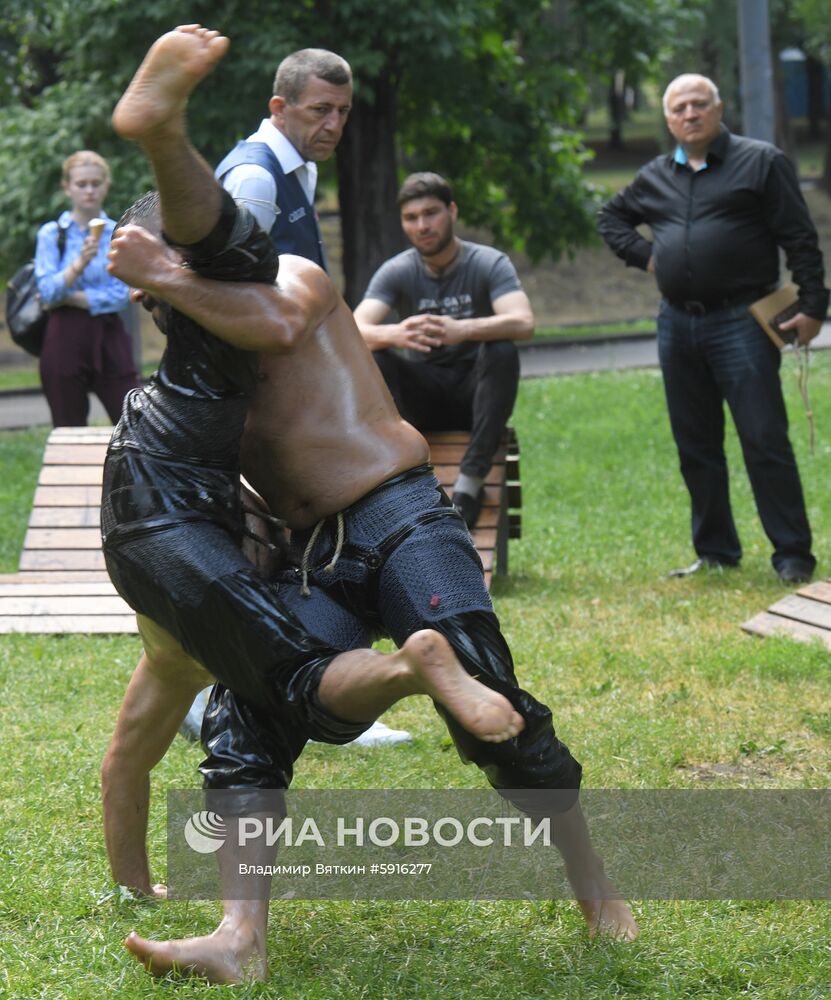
[363,241,522,366]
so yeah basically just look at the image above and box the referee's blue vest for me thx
[215,140,327,270]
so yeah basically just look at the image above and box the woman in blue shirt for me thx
[35,150,141,426]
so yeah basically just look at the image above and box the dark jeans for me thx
[657,299,814,573]
[373,340,519,479]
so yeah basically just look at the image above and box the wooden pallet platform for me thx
[0,425,521,634]
[0,426,136,634]
[741,580,831,650]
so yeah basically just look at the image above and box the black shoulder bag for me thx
[5,225,68,357]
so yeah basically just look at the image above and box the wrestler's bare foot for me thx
[579,898,639,942]
[112,24,229,140]
[124,923,266,984]
[123,883,168,900]
[401,630,524,742]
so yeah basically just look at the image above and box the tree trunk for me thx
[607,71,626,151]
[336,75,404,307]
[806,56,824,141]
[822,106,831,197]
[773,52,794,160]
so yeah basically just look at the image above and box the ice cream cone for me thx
[89,218,106,241]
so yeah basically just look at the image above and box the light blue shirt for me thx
[674,145,709,172]
[35,210,130,316]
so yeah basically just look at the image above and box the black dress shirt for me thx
[597,127,829,319]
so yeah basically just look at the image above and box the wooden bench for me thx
[425,426,521,588]
[0,425,521,633]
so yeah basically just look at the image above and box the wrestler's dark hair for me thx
[115,190,161,232]
[397,172,453,209]
[273,49,351,103]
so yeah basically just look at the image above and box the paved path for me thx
[519,321,831,377]
[1,323,830,431]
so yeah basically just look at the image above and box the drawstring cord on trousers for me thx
[300,511,345,596]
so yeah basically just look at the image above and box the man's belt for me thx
[668,286,777,316]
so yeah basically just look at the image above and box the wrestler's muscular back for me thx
[241,255,429,529]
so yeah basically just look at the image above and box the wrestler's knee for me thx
[137,614,213,689]
[439,698,582,791]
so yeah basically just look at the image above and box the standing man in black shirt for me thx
[598,73,828,584]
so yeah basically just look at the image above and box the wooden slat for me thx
[429,444,507,465]
[23,527,103,550]
[48,426,112,438]
[0,581,120,596]
[741,611,831,649]
[506,482,522,508]
[5,571,113,583]
[477,550,494,572]
[28,507,101,528]
[765,594,831,630]
[33,485,103,507]
[43,443,109,465]
[432,478,504,509]
[432,464,503,486]
[0,616,137,634]
[469,507,499,529]
[0,595,131,615]
[796,580,831,605]
[19,550,107,571]
[421,431,476,445]
[469,528,497,550]
[38,466,104,486]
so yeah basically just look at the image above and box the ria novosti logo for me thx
[184,811,227,854]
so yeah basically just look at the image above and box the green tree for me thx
[561,0,706,149]
[0,0,658,304]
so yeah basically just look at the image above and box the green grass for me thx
[2,362,831,996]
[0,360,160,393]
[536,320,654,340]
[0,364,40,391]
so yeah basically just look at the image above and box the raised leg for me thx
[317,629,524,744]
[111,24,228,245]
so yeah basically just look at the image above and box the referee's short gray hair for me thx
[273,49,352,103]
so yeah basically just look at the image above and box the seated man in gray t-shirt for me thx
[353,172,534,528]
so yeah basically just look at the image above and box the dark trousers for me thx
[40,306,141,427]
[198,468,582,800]
[373,340,520,478]
[657,299,814,573]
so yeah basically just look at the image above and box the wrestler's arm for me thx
[109,226,336,352]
